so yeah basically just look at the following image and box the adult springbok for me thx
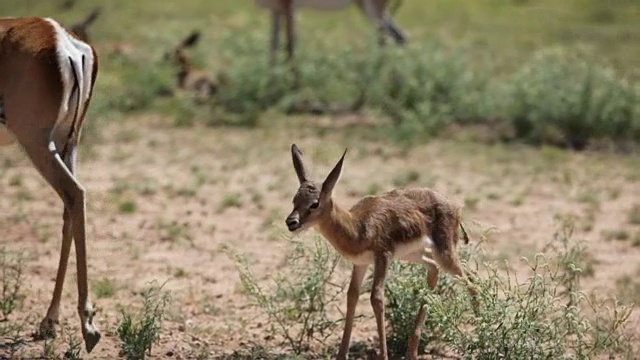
[285,144,477,360]
[254,0,407,80]
[0,17,100,352]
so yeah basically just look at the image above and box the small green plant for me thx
[392,170,421,188]
[628,204,640,225]
[221,344,294,360]
[117,283,171,360]
[218,193,243,212]
[464,196,480,211]
[0,248,26,320]
[93,277,116,299]
[0,320,25,356]
[119,200,137,214]
[62,332,83,360]
[365,182,383,196]
[158,220,190,243]
[234,236,346,354]
[615,271,640,305]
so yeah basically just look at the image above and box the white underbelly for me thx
[255,0,352,11]
[342,236,434,266]
[0,124,16,146]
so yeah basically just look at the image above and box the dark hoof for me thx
[35,318,58,340]
[82,325,101,353]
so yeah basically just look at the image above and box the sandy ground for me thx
[0,114,638,359]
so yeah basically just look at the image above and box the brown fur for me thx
[286,144,476,360]
[0,17,101,353]
[0,17,58,52]
[169,31,218,104]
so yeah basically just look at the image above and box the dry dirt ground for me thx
[1,114,639,359]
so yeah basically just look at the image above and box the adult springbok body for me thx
[0,17,100,352]
[254,0,407,64]
[285,144,477,360]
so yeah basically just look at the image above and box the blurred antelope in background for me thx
[167,31,219,104]
[69,8,101,43]
[285,144,477,360]
[254,0,407,85]
[0,16,101,353]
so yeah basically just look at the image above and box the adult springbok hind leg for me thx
[0,17,100,352]
[257,0,407,90]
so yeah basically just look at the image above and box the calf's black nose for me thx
[286,218,300,231]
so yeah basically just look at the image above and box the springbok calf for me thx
[0,17,100,352]
[167,31,218,104]
[254,0,407,86]
[69,8,101,43]
[285,144,477,360]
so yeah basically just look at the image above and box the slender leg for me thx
[405,251,440,359]
[12,128,101,352]
[371,253,390,360]
[337,265,368,360]
[38,144,77,339]
[407,303,427,360]
[37,207,73,339]
[270,10,281,66]
[382,15,407,45]
[360,0,388,47]
[66,144,101,352]
[283,0,295,62]
[282,1,300,89]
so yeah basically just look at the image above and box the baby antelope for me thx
[285,144,477,360]
[168,31,218,104]
[69,8,100,43]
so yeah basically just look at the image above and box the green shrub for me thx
[117,283,171,360]
[93,56,174,116]
[211,32,293,126]
[363,43,486,142]
[499,46,639,149]
[83,28,640,150]
[234,236,346,355]
[385,220,633,359]
[0,248,25,320]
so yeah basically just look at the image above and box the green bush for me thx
[499,47,639,149]
[212,32,294,126]
[84,30,640,150]
[364,43,486,142]
[117,283,171,360]
[385,220,633,359]
[111,60,174,114]
[234,236,346,355]
[0,248,25,320]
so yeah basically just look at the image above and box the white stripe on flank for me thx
[44,18,95,148]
